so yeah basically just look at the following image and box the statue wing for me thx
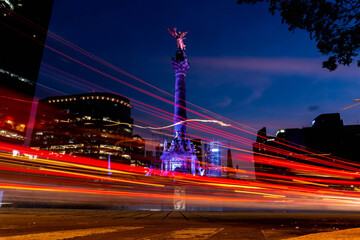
[168,28,177,37]
[180,31,188,38]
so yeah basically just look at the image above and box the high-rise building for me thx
[204,141,222,177]
[32,92,135,164]
[253,113,360,179]
[0,0,54,144]
[129,134,147,167]
[226,148,234,179]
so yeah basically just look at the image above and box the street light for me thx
[343,99,360,110]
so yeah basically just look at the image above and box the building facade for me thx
[0,0,54,144]
[32,92,138,164]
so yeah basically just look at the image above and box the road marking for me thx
[0,226,142,240]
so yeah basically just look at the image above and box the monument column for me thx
[172,50,189,140]
[160,28,201,177]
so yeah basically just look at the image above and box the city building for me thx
[0,0,54,144]
[32,92,138,164]
[204,141,222,177]
[253,113,360,178]
[129,135,148,167]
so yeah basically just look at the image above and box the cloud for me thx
[215,96,233,107]
[191,56,360,80]
[241,75,272,104]
[308,105,319,112]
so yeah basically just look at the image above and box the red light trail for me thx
[1,5,360,211]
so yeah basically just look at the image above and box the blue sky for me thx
[38,0,360,146]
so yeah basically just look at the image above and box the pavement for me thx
[1,209,360,239]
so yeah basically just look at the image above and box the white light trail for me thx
[103,118,231,129]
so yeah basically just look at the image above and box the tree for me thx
[238,0,360,71]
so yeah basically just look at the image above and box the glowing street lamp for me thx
[343,99,360,110]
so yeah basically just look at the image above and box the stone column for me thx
[171,50,189,140]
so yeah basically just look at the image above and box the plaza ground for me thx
[1,208,360,239]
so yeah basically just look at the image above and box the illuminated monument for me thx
[160,28,202,176]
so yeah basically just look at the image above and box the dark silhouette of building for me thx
[32,92,136,164]
[226,148,234,179]
[253,113,360,179]
[129,134,147,167]
[191,139,203,164]
[0,0,54,144]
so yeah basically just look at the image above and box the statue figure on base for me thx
[168,27,188,51]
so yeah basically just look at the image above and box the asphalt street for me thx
[1,209,360,239]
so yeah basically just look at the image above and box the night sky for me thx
[38,0,360,162]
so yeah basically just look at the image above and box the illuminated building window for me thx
[101,97,104,99]
[56,100,59,102]
[6,119,13,126]
[48,100,51,103]
[96,96,99,99]
[16,124,26,132]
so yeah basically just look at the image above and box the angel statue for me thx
[168,27,188,51]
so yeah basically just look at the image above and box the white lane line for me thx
[0,226,142,240]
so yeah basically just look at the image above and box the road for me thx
[1,209,360,239]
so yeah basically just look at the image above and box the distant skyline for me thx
[38,0,360,140]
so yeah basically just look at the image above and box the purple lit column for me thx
[172,50,189,140]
